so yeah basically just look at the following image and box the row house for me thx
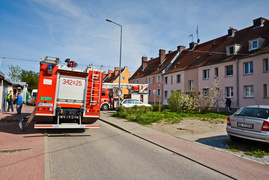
[129,48,183,104]
[103,66,131,98]
[130,17,269,110]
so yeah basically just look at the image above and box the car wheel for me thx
[102,104,109,111]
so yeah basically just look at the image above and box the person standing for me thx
[16,92,23,115]
[6,90,14,112]
[225,98,231,112]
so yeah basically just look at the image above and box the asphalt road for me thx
[45,121,231,180]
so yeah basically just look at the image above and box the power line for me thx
[0,56,139,69]
[0,18,159,47]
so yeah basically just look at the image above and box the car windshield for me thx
[234,107,269,119]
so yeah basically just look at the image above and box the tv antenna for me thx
[196,26,200,43]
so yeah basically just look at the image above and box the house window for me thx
[164,77,168,84]
[203,88,209,98]
[157,75,161,83]
[226,65,233,77]
[264,58,269,72]
[264,84,268,97]
[148,77,151,84]
[215,68,219,78]
[244,85,254,97]
[244,62,253,75]
[164,91,168,99]
[229,46,234,55]
[226,87,234,98]
[157,88,161,96]
[177,74,181,83]
[189,80,194,91]
[153,76,155,84]
[136,80,138,84]
[122,76,125,81]
[203,69,209,79]
[251,40,258,50]
[171,76,173,84]
[148,89,151,97]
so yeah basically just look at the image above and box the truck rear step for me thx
[34,123,100,129]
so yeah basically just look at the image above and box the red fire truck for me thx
[34,57,103,129]
[100,83,148,110]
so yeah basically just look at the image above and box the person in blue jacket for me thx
[16,92,23,115]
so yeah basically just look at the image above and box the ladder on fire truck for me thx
[90,67,102,106]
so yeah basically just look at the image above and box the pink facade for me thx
[130,17,269,110]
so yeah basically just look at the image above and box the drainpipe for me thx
[236,59,239,110]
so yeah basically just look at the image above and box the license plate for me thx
[237,122,253,129]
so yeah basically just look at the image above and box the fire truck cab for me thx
[100,83,148,110]
[34,57,103,129]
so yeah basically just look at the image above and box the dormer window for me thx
[252,40,258,49]
[226,44,241,56]
[249,37,265,51]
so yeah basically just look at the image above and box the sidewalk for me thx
[100,112,269,180]
[0,105,44,179]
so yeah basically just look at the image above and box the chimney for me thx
[189,42,197,49]
[177,45,186,52]
[142,56,148,69]
[114,67,119,76]
[108,70,113,78]
[159,49,166,64]
[228,27,237,36]
[253,17,267,27]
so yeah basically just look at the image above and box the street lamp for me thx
[106,19,122,108]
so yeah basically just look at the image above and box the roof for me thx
[130,17,269,78]
[130,50,178,80]
[103,67,127,83]
[165,18,269,74]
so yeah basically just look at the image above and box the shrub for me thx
[152,104,163,112]
[168,91,197,112]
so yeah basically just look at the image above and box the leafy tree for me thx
[7,64,22,82]
[193,77,224,112]
[20,70,39,92]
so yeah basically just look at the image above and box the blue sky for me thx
[1,0,269,78]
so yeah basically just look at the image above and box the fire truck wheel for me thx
[102,104,109,111]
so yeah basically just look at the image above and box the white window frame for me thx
[203,69,210,79]
[148,77,151,84]
[157,88,161,96]
[251,40,258,50]
[189,80,194,92]
[122,76,125,81]
[157,75,161,83]
[226,87,234,98]
[226,65,233,77]
[177,74,181,83]
[244,85,254,97]
[164,77,168,84]
[244,62,253,75]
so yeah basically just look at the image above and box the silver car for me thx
[226,105,269,143]
[120,99,151,108]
